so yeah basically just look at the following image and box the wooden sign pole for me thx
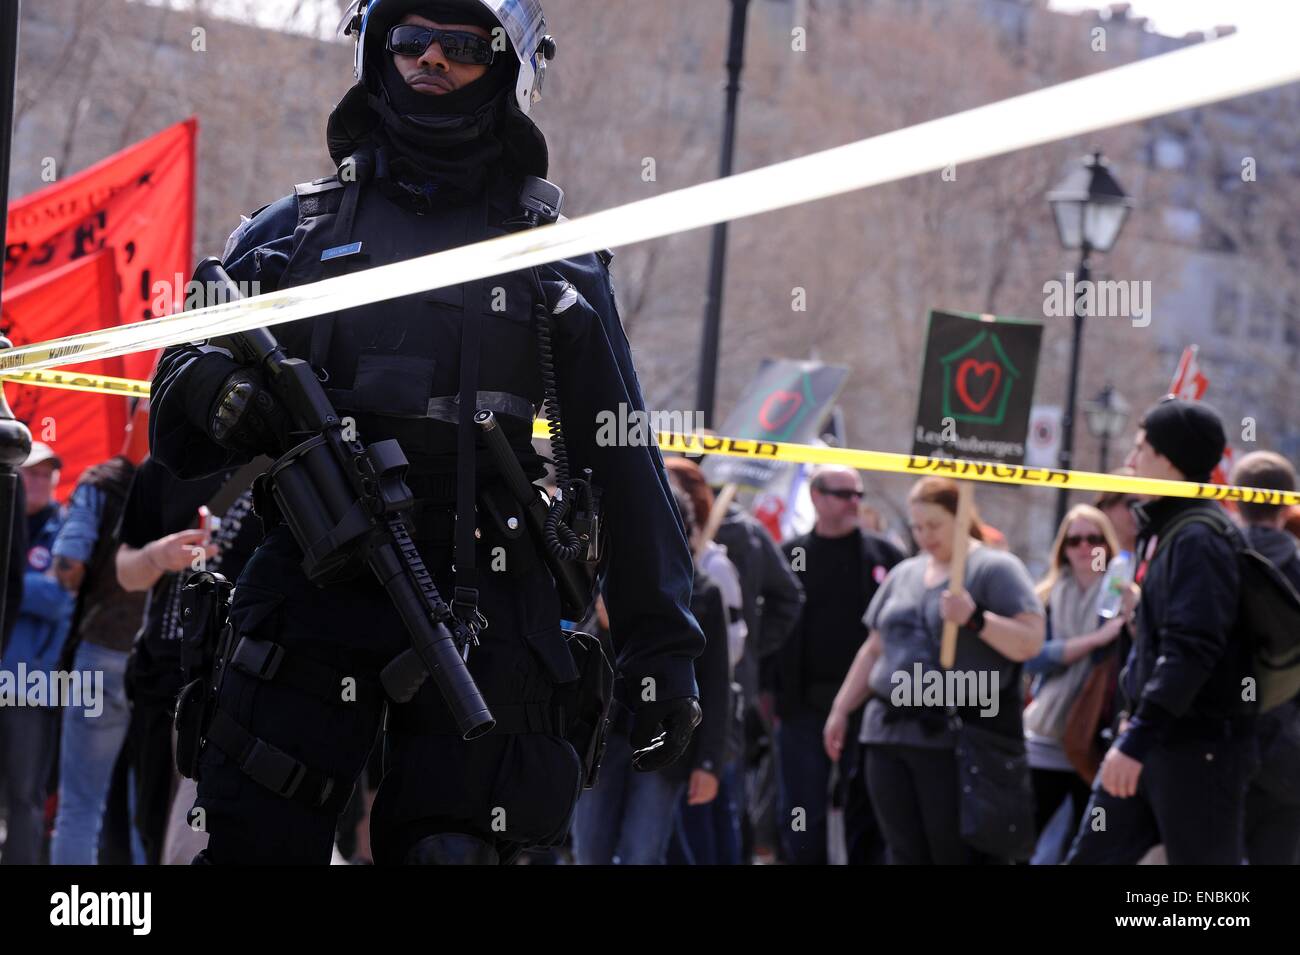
[940,481,975,669]
[697,483,738,559]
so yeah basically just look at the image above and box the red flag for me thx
[1,250,129,500]
[4,118,197,381]
[1169,345,1209,401]
[1167,345,1232,503]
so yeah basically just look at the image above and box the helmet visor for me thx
[478,0,544,62]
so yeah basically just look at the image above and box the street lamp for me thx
[1084,384,1130,474]
[1048,150,1132,527]
[696,0,752,428]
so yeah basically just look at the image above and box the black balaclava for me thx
[371,3,515,204]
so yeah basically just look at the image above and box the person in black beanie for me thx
[1068,396,1259,864]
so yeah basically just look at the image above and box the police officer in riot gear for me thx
[149,0,704,864]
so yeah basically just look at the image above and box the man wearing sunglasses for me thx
[149,0,704,865]
[775,466,904,864]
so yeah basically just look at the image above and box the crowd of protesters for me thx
[569,394,1300,866]
[0,395,1298,865]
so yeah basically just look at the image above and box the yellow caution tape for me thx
[524,423,1299,507]
[1,369,152,398]
[1,370,1293,506]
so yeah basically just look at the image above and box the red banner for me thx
[1,251,130,501]
[4,118,197,381]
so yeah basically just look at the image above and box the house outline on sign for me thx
[939,329,1021,426]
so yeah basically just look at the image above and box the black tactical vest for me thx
[275,156,548,489]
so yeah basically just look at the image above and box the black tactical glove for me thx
[630,696,702,772]
[207,366,291,457]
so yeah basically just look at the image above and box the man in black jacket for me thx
[777,466,903,864]
[1069,397,1255,865]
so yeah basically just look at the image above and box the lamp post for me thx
[1048,150,1132,528]
[1084,383,1130,474]
[696,0,751,427]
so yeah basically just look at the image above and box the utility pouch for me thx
[175,571,236,780]
[553,629,615,789]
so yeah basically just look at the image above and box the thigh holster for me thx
[202,636,383,813]
[175,572,236,781]
[553,629,614,790]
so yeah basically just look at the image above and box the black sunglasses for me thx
[1064,533,1106,548]
[386,24,497,65]
[818,488,863,501]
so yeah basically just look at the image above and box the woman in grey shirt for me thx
[824,477,1043,863]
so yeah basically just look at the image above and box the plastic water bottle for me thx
[1097,551,1133,619]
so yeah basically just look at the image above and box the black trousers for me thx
[1066,732,1259,865]
[841,737,887,865]
[192,524,583,865]
[1245,784,1300,865]
[125,690,179,865]
[866,743,982,865]
[1031,767,1091,842]
[97,750,134,865]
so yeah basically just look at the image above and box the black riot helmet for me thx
[339,0,555,115]
[329,0,556,185]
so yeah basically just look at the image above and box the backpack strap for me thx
[1152,507,1239,562]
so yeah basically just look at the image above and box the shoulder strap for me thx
[453,190,491,633]
[1153,507,1236,561]
[293,157,370,374]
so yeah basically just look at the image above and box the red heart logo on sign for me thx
[954,359,1002,414]
[758,390,804,431]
